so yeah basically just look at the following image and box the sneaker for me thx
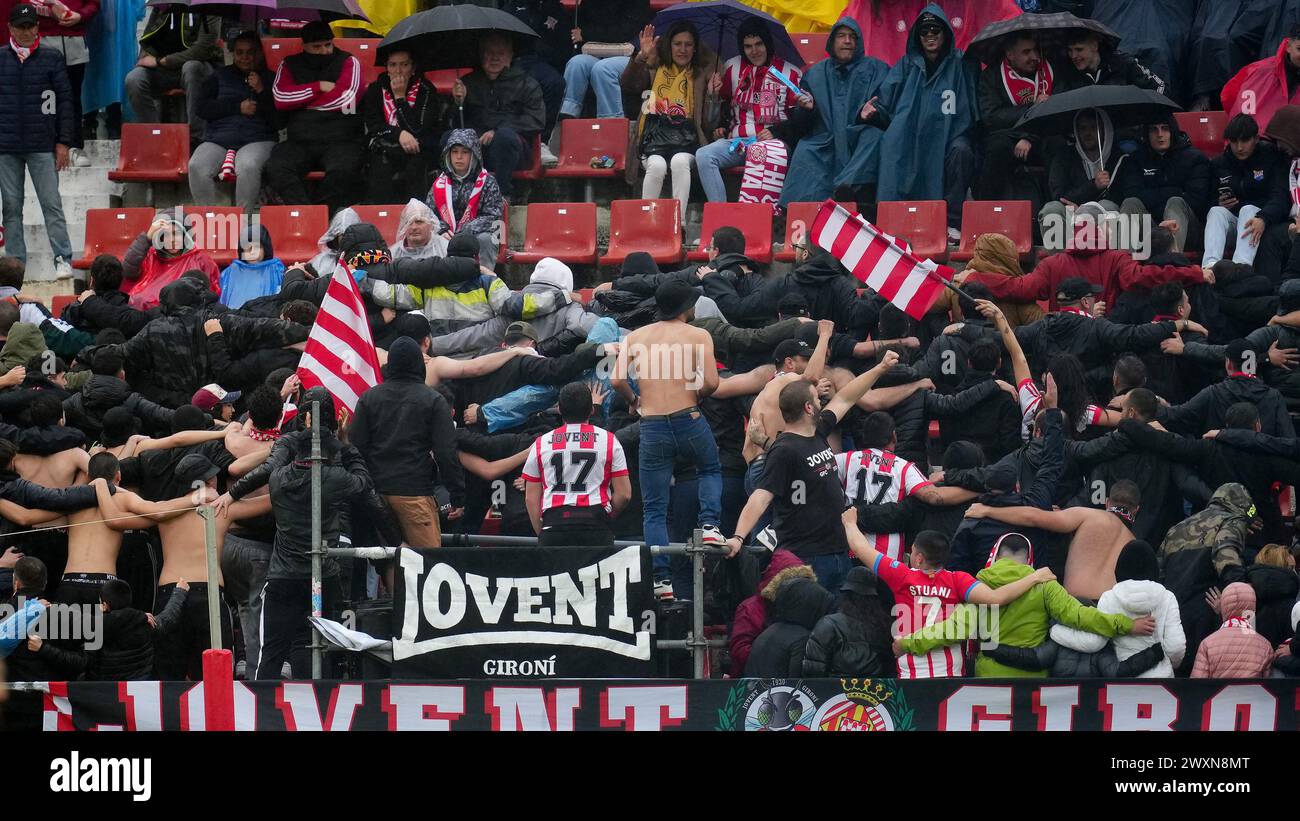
[947,227,961,245]
[700,524,726,547]
[540,143,559,166]
[654,579,674,600]
[69,148,91,168]
[755,526,778,552]
[53,256,72,279]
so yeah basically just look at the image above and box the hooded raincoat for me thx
[219,224,284,310]
[776,17,891,206]
[874,5,977,204]
[121,211,221,311]
[391,199,449,261]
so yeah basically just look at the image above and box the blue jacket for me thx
[0,44,74,153]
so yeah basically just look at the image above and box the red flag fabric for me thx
[295,263,382,416]
[810,199,953,321]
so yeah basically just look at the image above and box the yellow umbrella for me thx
[331,0,419,36]
[731,0,837,32]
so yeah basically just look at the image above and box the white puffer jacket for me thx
[1050,580,1186,678]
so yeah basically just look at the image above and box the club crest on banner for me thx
[813,678,915,732]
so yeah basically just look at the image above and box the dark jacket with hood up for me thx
[743,572,834,678]
[87,589,187,681]
[61,289,156,339]
[62,375,175,441]
[349,336,466,504]
[112,278,309,408]
[869,363,1003,470]
[727,550,805,677]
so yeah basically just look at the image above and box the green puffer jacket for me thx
[898,559,1135,678]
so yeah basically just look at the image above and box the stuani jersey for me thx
[873,554,981,679]
[835,448,931,560]
[522,424,627,514]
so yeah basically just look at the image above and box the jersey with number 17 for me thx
[835,448,931,560]
[521,423,628,513]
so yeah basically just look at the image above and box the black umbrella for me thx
[966,11,1121,66]
[377,4,539,70]
[1014,85,1181,134]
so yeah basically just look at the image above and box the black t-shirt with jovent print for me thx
[757,409,848,558]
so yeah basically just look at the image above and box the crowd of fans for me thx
[3,1,1300,688]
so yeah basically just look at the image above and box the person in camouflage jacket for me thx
[1158,482,1255,675]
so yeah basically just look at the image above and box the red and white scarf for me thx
[722,57,801,139]
[10,34,38,63]
[431,169,488,232]
[382,82,420,127]
[738,139,788,211]
[248,426,281,442]
[1000,58,1053,106]
[1289,157,1300,217]
[1221,616,1254,632]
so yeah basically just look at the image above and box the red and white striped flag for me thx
[811,200,953,320]
[296,263,381,416]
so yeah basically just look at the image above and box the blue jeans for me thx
[696,138,746,202]
[808,552,852,594]
[561,54,630,118]
[742,455,772,535]
[639,412,722,553]
[0,152,72,262]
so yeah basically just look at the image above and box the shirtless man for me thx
[612,279,725,548]
[964,479,1142,601]
[95,452,271,680]
[13,393,90,489]
[712,320,834,464]
[91,406,232,461]
[53,453,195,606]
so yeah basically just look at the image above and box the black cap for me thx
[9,4,37,25]
[300,20,334,44]
[1055,276,1103,303]
[1279,279,1300,314]
[447,233,479,259]
[175,453,221,484]
[772,338,813,365]
[392,311,431,343]
[503,320,538,343]
[840,566,879,597]
[654,279,700,320]
[777,292,810,318]
[916,12,944,33]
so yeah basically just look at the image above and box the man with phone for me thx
[1203,113,1291,269]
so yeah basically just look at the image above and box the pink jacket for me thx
[1191,583,1274,679]
[727,550,806,677]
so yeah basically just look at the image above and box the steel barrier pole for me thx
[199,505,221,650]
[309,400,323,680]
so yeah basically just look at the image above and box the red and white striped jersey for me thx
[835,448,931,561]
[522,424,627,514]
[1017,378,1104,440]
[873,554,981,679]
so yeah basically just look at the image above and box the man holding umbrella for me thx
[265,21,365,215]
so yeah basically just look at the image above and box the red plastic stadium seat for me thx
[547,118,629,179]
[351,204,405,246]
[1174,111,1227,158]
[74,208,155,269]
[508,202,598,265]
[186,206,245,267]
[600,199,683,266]
[950,200,1033,262]
[51,294,76,317]
[258,205,329,265]
[776,201,856,263]
[262,37,301,73]
[876,200,949,263]
[107,124,189,183]
[514,134,544,181]
[347,39,384,87]
[687,201,773,263]
[791,32,827,66]
[426,67,472,95]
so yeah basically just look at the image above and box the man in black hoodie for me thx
[1203,113,1291,270]
[1110,115,1212,252]
[350,336,465,548]
[62,348,175,440]
[1158,338,1296,436]
[264,22,365,213]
